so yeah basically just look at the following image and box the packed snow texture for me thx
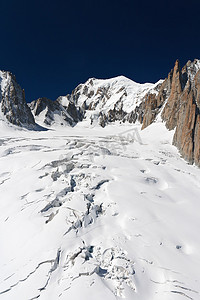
[0,119,200,300]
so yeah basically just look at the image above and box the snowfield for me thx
[0,119,200,300]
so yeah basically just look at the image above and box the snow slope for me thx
[0,120,200,300]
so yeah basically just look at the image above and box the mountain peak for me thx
[0,70,35,127]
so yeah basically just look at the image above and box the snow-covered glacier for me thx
[0,118,200,300]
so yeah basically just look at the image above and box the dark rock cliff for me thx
[0,71,35,126]
[141,59,200,166]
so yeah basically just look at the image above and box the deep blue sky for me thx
[1,0,200,102]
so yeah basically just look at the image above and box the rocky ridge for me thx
[29,97,83,127]
[141,59,200,166]
[0,71,35,127]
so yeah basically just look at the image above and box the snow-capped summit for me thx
[29,76,163,128]
[67,75,163,127]
[0,70,35,127]
[73,75,159,112]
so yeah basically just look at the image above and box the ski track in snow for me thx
[0,122,200,300]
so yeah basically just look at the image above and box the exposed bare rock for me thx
[172,67,200,166]
[162,60,185,130]
[141,69,173,129]
[141,59,200,166]
[173,88,196,164]
[57,96,84,123]
[194,114,200,166]
[141,94,159,129]
[0,71,35,127]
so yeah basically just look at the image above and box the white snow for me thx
[186,59,200,81]
[0,71,8,93]
[0,120,200,300]
[76,76,163,114]
[0,71,11,107]
[57,96,70,107]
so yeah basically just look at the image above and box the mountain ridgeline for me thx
[0,59,200,166]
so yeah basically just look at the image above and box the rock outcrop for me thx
[29,96,83,127]
[57,96,84,123]
[0,71,35,127]
[172,66,200,166]
[141,68,173,129]
[141,59,200,167]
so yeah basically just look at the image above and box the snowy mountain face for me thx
[29,97,83,127]
[29,76,162,128]
[67,76,163,127]
[0,71,35,127]
[1,60,200,300]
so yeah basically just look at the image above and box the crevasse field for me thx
[0,119,200,300]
